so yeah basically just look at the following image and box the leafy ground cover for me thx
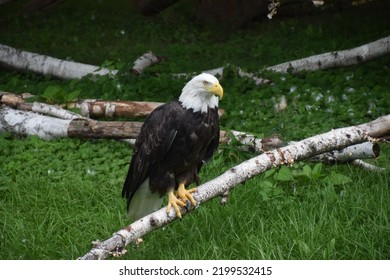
[0,0,390,259]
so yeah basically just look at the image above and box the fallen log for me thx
[0,106,142,140]
[0,43,117,79]
[75,99,225,119]
[297,141,380,164]
[0,100,384,166]
[79,114,390,260]
[2,36,388,83]
[77,99,164,118]
[0,104,267,150]
[132,51,163,75]
[1,92,85,120]
[266,35,390,73]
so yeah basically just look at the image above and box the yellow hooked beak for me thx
[207,83,224,100]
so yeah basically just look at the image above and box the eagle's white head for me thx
[179,73,224,113]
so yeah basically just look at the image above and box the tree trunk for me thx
[79,114,390,260]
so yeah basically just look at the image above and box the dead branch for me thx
[1,92,224,119]
[0,106,142,140]
[76,99,224,119]
[220,130,283,153]
[2,36,388,84]
[132,51,163,75]
[77,99,165,118]
[298,141,380,164]
[79,114,390,260]
[1,92,85,120]
[266,35,390,73]
[351,159,385,172]
[0,43,117,79]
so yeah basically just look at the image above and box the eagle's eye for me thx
[202,80,210,86]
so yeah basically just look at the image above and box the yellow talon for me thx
[177,183,197,206]
[167,191,185,218]
[166,184,198,218]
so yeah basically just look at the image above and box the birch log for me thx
[132,51,163,75]
[2,36,389,82]
[1,92,85,120]
[0,43,117,79]
[78,100,164,118]
[0,104,267,149]
[0,106,142,140]
[220,130,283,152]
[79,114,390,260]
[76,99,225,119]
[308,142,380,163]
[266,35,390,73]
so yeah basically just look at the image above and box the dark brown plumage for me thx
[122,73,223,219]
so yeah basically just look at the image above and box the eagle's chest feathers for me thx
[183,108,215,146]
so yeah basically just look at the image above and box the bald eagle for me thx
[122,73,223,219]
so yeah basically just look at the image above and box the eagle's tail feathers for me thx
[127,178,164,220]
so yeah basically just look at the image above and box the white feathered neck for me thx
[179,73,220,113]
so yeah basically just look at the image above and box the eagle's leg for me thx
[167,191,185,218]
[166,183,197,218]
[176,183,197,207]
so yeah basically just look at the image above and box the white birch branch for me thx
[76,99,164,118]
[29,102,85,120]
[0,106,142,140]
[79,114,390,260]
[132,51,163,75]
[0,104,272,150]
[297,141,380,164]
[222,130,282,153]
[1,92,86,119]
[2,36,388,83]
[0,105,70,140]
[351,159,385,172]
[266,35,390,73]
[0,43,117,79]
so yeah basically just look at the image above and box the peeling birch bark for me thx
[299,142,380,164]
[0,43,117,79]
[2,36,388,83]
[67,119,142,139]
[77,99,165,118]
[0,106,142,140]
[132,51,163,75]
[74,99,224,119]
[79,114,390,260]
[1,92,220,122]
[0,104,264,148]
[266,35,390,73]
[1,92,86,120]
[351,159,385,172]
[0,105,70,140]
[220,130,282,153]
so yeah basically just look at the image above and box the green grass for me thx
[1,0,390,260]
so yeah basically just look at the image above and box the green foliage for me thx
[0,0,390,260]
[40,85,81,103]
